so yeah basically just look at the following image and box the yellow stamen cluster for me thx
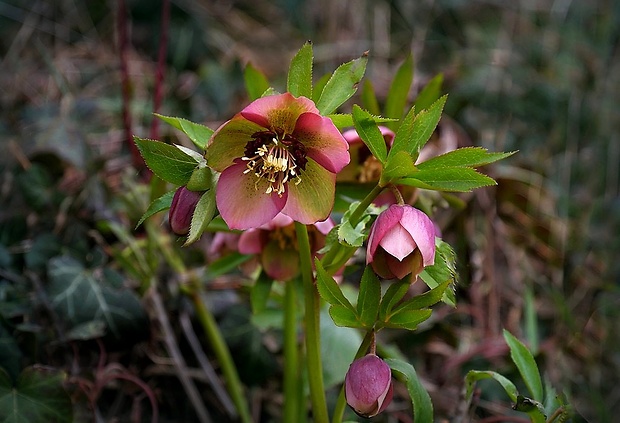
[242,138,302,196]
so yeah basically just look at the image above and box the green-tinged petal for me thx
[294,112,350,173]
[206,116,266,171]
[282,159,336,224]
[240,93,319,135]
[216,162,287,229]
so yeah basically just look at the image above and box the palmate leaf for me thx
[47,256,147,340]
[0,366,72,423]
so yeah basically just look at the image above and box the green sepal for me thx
[186,163,214,192]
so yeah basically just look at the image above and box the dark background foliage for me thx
[0,0,618,421]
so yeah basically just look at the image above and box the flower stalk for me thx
[283,279,300,422]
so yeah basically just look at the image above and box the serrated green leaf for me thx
[419,239,457,306]
[250,271,274,314]
[0,367,73,423]
[465,370,518,403]
[328,305,360,328]
[383,309,432,330]
[312,72,331,103]
[385,358,433,423]
[357,267,381,327]
[391,280,451,314]
[154,114,214,150]
[287,41,313,98]
[503,329,544,401]
[361,79,380,116]
[185,189,216,245]
[380,150,417,184]
[384,55,414,130]
[414,73,443,111]
[315,260,355,311]
[244,62,271,101]
[327,113,397,130]
[417,147,516,170]
[352,105,388,164]
[134,136,198,185]
[136,189,175,228]
[378,280,409,321]
[316,53,368,115]
[399,167,497,192]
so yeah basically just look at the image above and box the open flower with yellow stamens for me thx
[207,93,350,230]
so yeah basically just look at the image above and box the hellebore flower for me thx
[169,186,203,235]
[367,204,436,279]
[237,213,333,281]
[207,93,350,230]
[345,354,394,418]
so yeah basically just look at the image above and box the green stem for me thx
[283,279,300,422]
[295,222,329,423]
[189,286,253,423]
[331,331,374,423]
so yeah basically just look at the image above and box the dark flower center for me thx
[242,129,308,196]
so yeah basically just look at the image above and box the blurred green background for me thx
[1,0,619,421]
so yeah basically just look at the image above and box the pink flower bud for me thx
[169,186,202,235]
[345,354,393,418]
[367,204,436,280]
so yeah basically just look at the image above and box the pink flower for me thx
[169,186,202,235]
[345,354,393,418]
[367,204,436,279]
[207,93,350,230]
[237,213,333,281]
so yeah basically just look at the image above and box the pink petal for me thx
[240,93,319,134]
[216,162,287,230]
[238,229,264,254]
[378,223,416,261]
[207,115,266,171]
[399,207,436,266]
[294,112,350,173]
[367,205,404,263]
[314,217,335,236]
[281,159,336,224]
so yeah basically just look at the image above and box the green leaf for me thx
[380,150,417,185]
[378,280,409,321]
[315,260,355,312]
[244,62,271,101]
[357,267,381,327]
[0,366,73,423]
[384,55,414,129]
[316,53,368,115]
[383,309,432,330]
[312,72,331,103]
[154,114,214,150]
[391,280,451,314]
[514,396,547,423]
[134,136,198,185]
[185,189,217,245]
[360,79,380,116]
[503,329,544,401]
[416,147,516,170]
[414,73,443,112]
[136,190,175,228]
[399,167,497,192]
[47,256,147,340]
[250,271,274,314]
[385,358,433,423]
[287,41,313,98]
[328,305,360,328]
[352,105,388,164]
[465,370,519,403]
[327,113,397,130]
[419,239,457,306]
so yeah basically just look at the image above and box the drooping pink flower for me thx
[169,186,202,235]
[345,354,394,418]
[207,93,350,230]
[367,204,436,280]
[237,213,334,281]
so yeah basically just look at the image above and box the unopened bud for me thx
[169,186,202,235]
[344,354,393,418]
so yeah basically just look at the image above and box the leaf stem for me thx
[295,222,329,423]
[283,279,300,422]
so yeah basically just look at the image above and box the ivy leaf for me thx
[414,73,444,112]
[154,114,214,150]
[399,167,497,192]
[185,189,216,246]
[244,62,271,101]
[135,190,175,228]
[287,41,313,98]
[134,136,198,185]
[385,359,433,423]
[356,267,381,328]
[384,55,414,130]
[503,329,544,401]
[316,52,368,115]
[0,366,73,423]
[417,147,516,170]
[352,105,388,164]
